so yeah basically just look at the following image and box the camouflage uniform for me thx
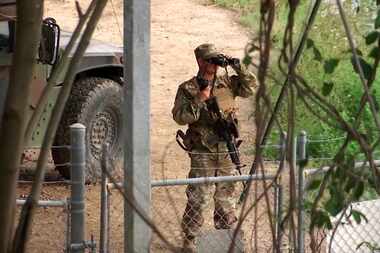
[172,44,256,244]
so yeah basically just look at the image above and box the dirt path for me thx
[45,1,255,179]
[18,1,257,252]
[44,0,256,179]
[149,0,255,179]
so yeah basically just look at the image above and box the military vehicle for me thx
[0,1,124,182]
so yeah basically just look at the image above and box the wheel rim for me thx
[89,109,119,160]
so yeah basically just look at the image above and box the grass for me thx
[210,0,380,161]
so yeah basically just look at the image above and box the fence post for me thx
[297,131,307,253]
[273,183,283,253]
[289,133,298,252]
[66,198,71,252]
[124,0,151,252]
[70,123,86,253]
[273,132,286,253]
[100,150,109,253]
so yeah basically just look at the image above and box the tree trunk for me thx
[13,1,108,252]
[0,1,43,252]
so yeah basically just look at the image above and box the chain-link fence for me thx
[302,167,380,253]
[104,172,281,253]
[106,185,124,251]
[300,135,380,253]
[17,145,71,253]
[15,124,96,253]
[101,131,380,253]
[327,199,380,253]
[152,178,280,253]
[102,136,286,253]
[15,199,70,252]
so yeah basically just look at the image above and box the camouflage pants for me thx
[181,144,238,240]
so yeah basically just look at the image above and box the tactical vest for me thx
[187,75,239,151]
[213,76,237,115]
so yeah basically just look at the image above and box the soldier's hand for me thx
[198,85,212,102]
[227,56,241,70]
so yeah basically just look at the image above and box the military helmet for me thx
[194,43,221,60]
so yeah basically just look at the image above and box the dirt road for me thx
[18,0,257,252]
[45,1,255,178]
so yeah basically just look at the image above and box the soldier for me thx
[172,43,257,252]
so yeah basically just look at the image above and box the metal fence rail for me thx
[100,131,288,253]
[99,130,380,253]
[16,124,90,253]
[16,199,67,207]
[297,132,380,253]
[101,132,288,253]
[103,173,282,253]
[14,199,70,253]
[107,174,277,189]
[16,143,71,253]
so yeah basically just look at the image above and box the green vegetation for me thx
[211,0,380,161]
[212,1,380,232]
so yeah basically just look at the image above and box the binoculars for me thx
[206,54,240,67]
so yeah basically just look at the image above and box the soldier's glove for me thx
[226,57,241,70]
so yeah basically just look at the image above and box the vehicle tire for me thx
[52,77,123,182]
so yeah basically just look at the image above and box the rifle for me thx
[206,97,245,177]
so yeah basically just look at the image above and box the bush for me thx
[211,0,380,161]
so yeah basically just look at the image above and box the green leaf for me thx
[373,94,380,110]
[352,210,361,223]
[353,181,365,200]
[322,81,334,96]
[312,210,332,229]
[351,57,373,80]
[344,176,356,192]
[344,48,363,56]
[324,59,339,74]
[325,217,333,230]
[243,55,252,66]
[307,178,321,191]
[326,182,345,216]
[356,48,364,56]
[303,200,313,211]
[369,47,380,59]
[313,47,323,62]
[325,196,344,216]
[365,31,379,45]
[351,209,368,224]
[306,38,314,49]
[305,38,322,61]
[375,9,380,29]
[368,177,375,189]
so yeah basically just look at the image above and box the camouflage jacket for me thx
[172,65,257,152]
